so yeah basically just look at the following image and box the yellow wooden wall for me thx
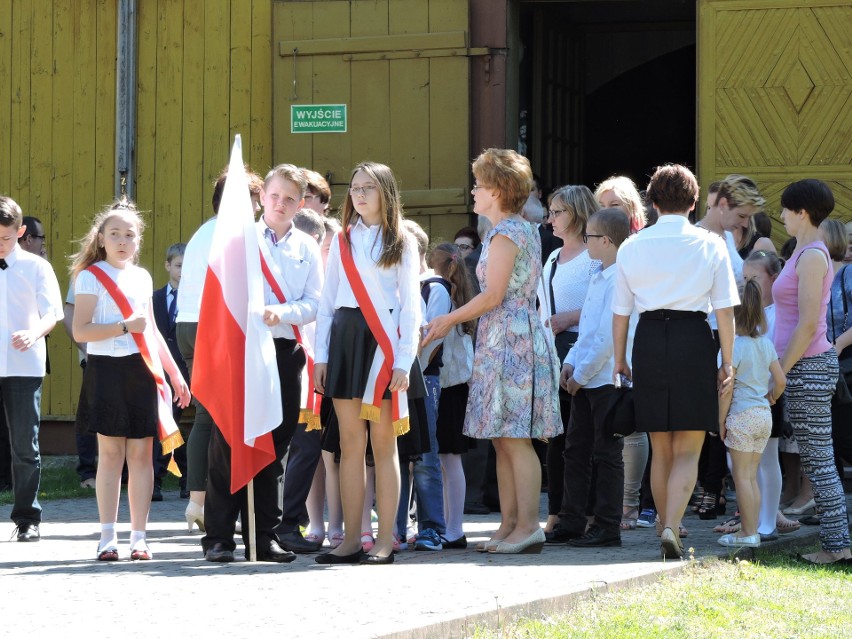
[0,0,118,419]
[0,0,272,420]
[135,0,273,272]
[272,0,473,243]
[698,0,852,244]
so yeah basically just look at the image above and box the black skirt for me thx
[324,307,426,401]
[632,310,718,433]
[436,383,472,454]
[76,353,159,439]
[321,306,427,460]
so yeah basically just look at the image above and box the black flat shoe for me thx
[360,552,394,565]
[315,550,364,565]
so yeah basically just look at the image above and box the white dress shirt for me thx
[612,214,739,316]
[708,230,745,330]
[565,264,636,388]
[315,217,421,372]
[177,217,217,323]
[75,261,152,357]
[257,218,323,339]
[0,245,63,377]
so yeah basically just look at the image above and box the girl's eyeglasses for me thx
[349,186,378,196]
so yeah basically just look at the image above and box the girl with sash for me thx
[314,162,423,565]
[71,200,190,561]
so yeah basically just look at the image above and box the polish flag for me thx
[192,135,282,493]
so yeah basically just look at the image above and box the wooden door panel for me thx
[699,1,852,233]
[273,0,472,240]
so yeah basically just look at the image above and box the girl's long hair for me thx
[340,162,405,268]
[70,199,144,278]
[428,242,476,335]
[734,278,767,338]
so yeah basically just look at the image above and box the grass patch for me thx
[471,550,852,639]
[0,457,181,505]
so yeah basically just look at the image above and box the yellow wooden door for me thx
[698,0,852,243]
[272,0,476,242]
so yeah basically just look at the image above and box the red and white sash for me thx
[338,233,409,435]
[257,237,321,431]
[87,265,184,471]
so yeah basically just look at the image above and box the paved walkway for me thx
[1,482,843,639]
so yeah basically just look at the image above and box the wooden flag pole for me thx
[247,478,257,562]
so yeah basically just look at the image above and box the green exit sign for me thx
[290,104,347,133]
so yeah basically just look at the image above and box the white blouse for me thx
[75,261,153,357]
[315,218,421,372]
[537,247,598,331]
[613,215,739,316]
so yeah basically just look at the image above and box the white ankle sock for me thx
[98,523,117,552]
[130,530,147,550]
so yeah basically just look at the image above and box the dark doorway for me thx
[518,1,696,195]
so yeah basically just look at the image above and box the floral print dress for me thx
[463,217,563,439]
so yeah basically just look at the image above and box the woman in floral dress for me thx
[423,148,562,555]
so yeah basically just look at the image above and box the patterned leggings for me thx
[786,349,849,553]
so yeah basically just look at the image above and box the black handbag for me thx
[830,265,852,406]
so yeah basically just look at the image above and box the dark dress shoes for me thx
[278,530,322,553]
[567,525,621,548]
[151,483,163,502]
[315,549,364,565]
[544,525,583,544]
[255,540,297,563]
[205,543,234,563]
[15,522,40,542]
[360,552,394,565]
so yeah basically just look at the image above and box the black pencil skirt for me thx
[631,310,718,433]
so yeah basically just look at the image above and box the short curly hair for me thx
[472,148,533,214]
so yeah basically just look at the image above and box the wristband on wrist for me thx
[119,320,128,334]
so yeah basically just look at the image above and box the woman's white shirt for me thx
[537,247,597,330]
[75,261,153,356]
[315,218,421,371]
[613,215,738,316]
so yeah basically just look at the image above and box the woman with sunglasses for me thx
[535,185,600,541]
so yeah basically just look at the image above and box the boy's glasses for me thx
[349,186,378,196]
[455,242,474,251]
[582,234,605,243]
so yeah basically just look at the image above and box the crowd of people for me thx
[1,149,850,566]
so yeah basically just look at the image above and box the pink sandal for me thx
[360,531,375,551]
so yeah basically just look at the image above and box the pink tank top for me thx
[772,241,832,359]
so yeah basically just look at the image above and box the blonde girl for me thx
[717,279,786,547]
[314,162,423,565]
[72,200,190,561]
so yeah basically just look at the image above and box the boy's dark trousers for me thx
[557,385,624,534]
[201,338,303,557]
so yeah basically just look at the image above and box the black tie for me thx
[168,290,177,328]
[0,258,7,270]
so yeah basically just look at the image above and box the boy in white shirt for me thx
[557,208,635,547]
[0,196,63,542]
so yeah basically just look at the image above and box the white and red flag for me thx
[192,135,282,493]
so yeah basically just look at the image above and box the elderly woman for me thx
[612,164,739,560]
[536,185,598,538]
[423,148,562,554]
[775,181,850,565]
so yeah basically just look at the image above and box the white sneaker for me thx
[718,533,760,547]
[80,478,96,489]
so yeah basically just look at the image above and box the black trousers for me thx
[278,423,322,533]
[201,338,304,557]
[558,386,625,532]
